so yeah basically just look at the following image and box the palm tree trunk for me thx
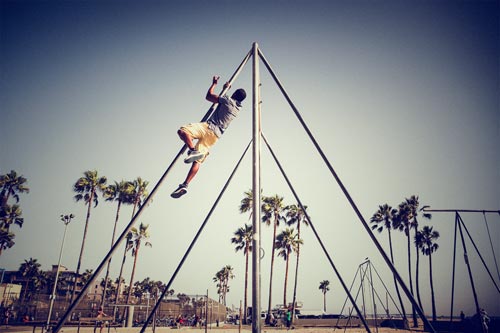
[407,232,417,327]
[125,244,140,323]
[22,279,29,303]
[283,255,290,308]
[291,223,301,324]
[126,244,140,305]
[102,201,122,307]
[414,224,424,313]
[72,192,94,302]
[243,246,249,324]
[388,231,407,323]
[266,222,278,323]
[415,244,424,311]
[114,242,128,320]
[429,253,437,322]
[323,292,326,312]
[223,277,228,306]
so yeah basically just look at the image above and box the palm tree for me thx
[397,200,418,327]
[125,223,152,306]
[0,227,15,255]
[213,269,224,304]
[275,227,302,308]
[72,170,107,301]
[318,280,330,313]
[285,204,308,321]
[19,257,41,302]
[32,271,49,298]
[101,180,134,306]
[0,170,29,207]
[222,265,235,306]
[100,277,116,300]
[231,224,253,323]
[416,226,440,322]
[262,194,286,322]
[81,269,94,285]
[370,204,407,323]
[405,195,432,312]
[129,177,149,218]
[213,266,234,306]
[239,188,264,216]
[0,204,24,231]
[239,189,254,219]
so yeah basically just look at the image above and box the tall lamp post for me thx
[46,214,74,331]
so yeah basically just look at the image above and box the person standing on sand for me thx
[286,309,292,329]
[96,306,108,333]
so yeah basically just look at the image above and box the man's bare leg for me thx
[178,129,205,164]
[171,162,200,198]
[184,162,200,185]
[178,129,195,150]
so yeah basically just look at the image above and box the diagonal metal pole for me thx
[458,214,500,293]
[139,140,252,333]
[258,48,435,333]
[52,49,252,333]
[482,212,500,282]
[423,208,500,214]
[456,213,482,315]
[261,133,371,333]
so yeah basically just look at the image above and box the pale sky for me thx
[1,0,499,318]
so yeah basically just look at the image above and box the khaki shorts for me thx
[180,122,218,164]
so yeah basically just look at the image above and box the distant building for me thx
[0,265,92,300]
[0,283,22,306]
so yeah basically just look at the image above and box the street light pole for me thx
[46,214,74,331]
[145,292,150,319]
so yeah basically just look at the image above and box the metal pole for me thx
[46,214,74,331]
[360,264,367,319]
[456,213,484,333]
[139,140,252,333]
[258,49,435,333]
[261,133,371,332]
[368,261,379,333]
[251,41,262,333]
[205,290,208,333]
[449,214,459,331]
[52,49,252,333]
[423,208,500,214]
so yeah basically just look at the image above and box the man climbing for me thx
[171,75,246,198]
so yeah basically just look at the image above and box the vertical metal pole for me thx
[251,41,262,333]
[360,265,367,319]
[368,261,378,333]
[46,214,73,331]
[449,214,459,330]
[205,290,208,333]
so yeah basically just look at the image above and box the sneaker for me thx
[184,149,205,164]
[171,184,188,198]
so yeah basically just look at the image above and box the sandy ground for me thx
[0,326,429,333]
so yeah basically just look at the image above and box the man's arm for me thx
[205,75,220,103]
[206,76,231,103]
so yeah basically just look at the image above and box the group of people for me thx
[266,309,293,329]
